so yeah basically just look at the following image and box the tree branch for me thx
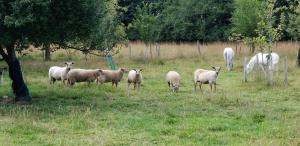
[53,42,120,57]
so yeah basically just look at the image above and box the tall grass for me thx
[118,41,298,60]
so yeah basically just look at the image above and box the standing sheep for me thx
[223,47,234,71]
[67,69,104,86]
[98,68,126,87]
[127,69,143,90]
[48,62,74,84]
[194,67,221,92]
[166,71,181,93]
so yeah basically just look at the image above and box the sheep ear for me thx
[65,62,67,65]
[71,62,74,64]
[140,69,143,71]
[98,69,103,73]
[212,66,216,70]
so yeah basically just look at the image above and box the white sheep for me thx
[0,67,7,85]
[223,47,234,71]
[246,52,280,76]
[48,62,74,84]
[67,69,103,86]
[98,68,126,87]
[127,69,143,90]
[194,67,221,92]
[166,71,181,93]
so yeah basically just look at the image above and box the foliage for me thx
[130,2,161,44]
[160,0,233,41]
[0,0,126,55]
[287,3,300,41]
[230,0,264,38]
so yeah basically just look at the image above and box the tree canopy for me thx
[0,0,125,102]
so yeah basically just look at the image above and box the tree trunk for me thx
[44,44,51,61]
[1,45,31,102]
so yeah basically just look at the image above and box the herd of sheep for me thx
[48,62,222,93]
[47,47,280,93]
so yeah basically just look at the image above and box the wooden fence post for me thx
[297,48,300,67]
[235,43,238,55]
[268,56,273,85]
[197,40,201,56]
[144,47,148,60]
[129,45,132,59]
[156,43,160,59]
[256,54,260,80]
[243,57,248,82]
[284,56,288,85]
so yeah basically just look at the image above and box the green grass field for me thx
[0,43,300,145]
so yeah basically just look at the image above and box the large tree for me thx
[0,0,125,102]
[230,0,264,38]
[161,0,233,41]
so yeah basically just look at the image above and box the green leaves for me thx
[0,0,126,54]
[130,2,161,44]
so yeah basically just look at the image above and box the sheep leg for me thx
[214,83,216,92]
[137,83,140,91]
[209,83,212,92]
[50,78,53,84]
[194,82,197,92]
[168,82,172,91]
[134,83,136,89]
[199,83,202,92]
[128,82,131,90]
[115,82,118,88]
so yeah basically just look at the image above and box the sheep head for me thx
[96,69,105,83]
[65,62,74,71]
[120,67,126,73]
[171,82,179,93]
[212,66,221,75]
[133,68,142,77]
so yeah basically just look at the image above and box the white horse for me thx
[246,52,279,75]
[223,47,235,71]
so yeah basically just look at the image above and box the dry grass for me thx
[117,41,299,60]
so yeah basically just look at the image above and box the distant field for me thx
[0,42,299,145]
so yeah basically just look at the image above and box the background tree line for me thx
[118,0,299,42]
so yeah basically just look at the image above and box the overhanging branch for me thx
[53,42,120,57]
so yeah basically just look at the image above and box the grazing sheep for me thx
[194,67,221,92]
[98,68,126,87]
[246,52,279,75]
[223,47,234,71]
[49,62,74,84]
[127,69,143,90]
[67,69,103,86]
[166,71,181,93]
[0,67,7,85]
